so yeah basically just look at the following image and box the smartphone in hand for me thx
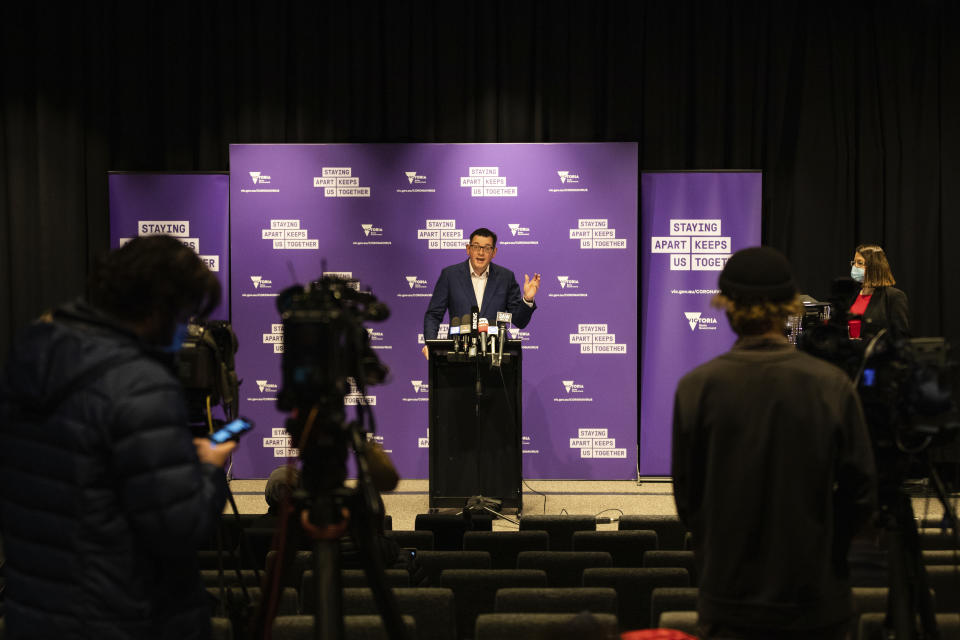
[209,417,253,444]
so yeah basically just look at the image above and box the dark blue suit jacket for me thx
[423,260,536,339]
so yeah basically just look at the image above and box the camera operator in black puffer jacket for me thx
[0,236,236,640]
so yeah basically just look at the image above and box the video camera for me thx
[796,293,958,491]
[176,320,239,430]
[275,276,389,454]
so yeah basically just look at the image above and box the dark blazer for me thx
[424,260,536,339]
[848,286,910,337]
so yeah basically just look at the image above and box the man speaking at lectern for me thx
[423,227,540,356]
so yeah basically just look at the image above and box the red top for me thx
[848,293,872,339]
[850,294,872,316]
[621,631,698,640]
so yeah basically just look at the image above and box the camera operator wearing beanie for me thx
[672,246,877,639]
[0,235,235,639]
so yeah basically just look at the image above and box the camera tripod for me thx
[254,408,407,640]
[874,452,960,640]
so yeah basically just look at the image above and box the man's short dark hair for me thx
[469,228,497,247]
[90,235,220,323]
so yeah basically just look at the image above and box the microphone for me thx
[469,306,479,358]
[459,315,471,353]
[488,325,499,365]
[449,316,461,352]
[495,311,513,367]
[478,318,489,356]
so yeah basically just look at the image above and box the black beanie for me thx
[718,246,796,303]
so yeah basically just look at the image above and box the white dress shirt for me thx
[470,264,489,309]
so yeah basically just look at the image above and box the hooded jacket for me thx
[0,301,228,639]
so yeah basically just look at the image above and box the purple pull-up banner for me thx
[229,143,638,480]
[107,173,230,321]
[639,172,762,476]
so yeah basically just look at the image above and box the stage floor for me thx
[227,478,952,531]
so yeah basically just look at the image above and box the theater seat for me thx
[649,587,698,628]
[384,529,434,551]
[618,515,688,550]
[519,515,596,551]
[462,530,549,569]
[643,550,697,585]
[583,567,690,632]
[474,612,618,640]
[409,550,491,587]
[516,550,612,587]
[494,586,618,616]
[573,530,657,568]
[440,569,548,640]
[272,614,417,640]
[415,513,492,551]
[206,586,298,616]
[338,587,455,640]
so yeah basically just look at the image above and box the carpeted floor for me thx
[226,478,953,531]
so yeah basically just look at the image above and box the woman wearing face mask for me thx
[847,244,909,339]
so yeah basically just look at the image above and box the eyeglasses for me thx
[469,243,495,254]
[849,260,866,268]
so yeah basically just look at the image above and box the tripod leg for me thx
[901,499,940,639]
[886,525,918,640]
[885,494,940,640]
[927,460,960,549]
[314,537,344,640]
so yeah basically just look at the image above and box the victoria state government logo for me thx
[554,379,592,403]
[354,223,391,247]
[256,380,279,393]
[403,379,430,403]
[397,170,435,193]
[405,276,428,289]
[247,379,280,402]
[684,312,719,331]
[249,171,271,185]
[550,275,587,299]
[250,275,273,289]
[549,170,588,193]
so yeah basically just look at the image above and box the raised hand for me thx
[523,272,542,302]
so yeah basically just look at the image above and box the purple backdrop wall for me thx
[108,173,230,321]
[229,143,638,480]
[639,171,762,476]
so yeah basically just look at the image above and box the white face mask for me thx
[850,266,865,283]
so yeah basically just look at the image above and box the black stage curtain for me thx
[2,0,959,359]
